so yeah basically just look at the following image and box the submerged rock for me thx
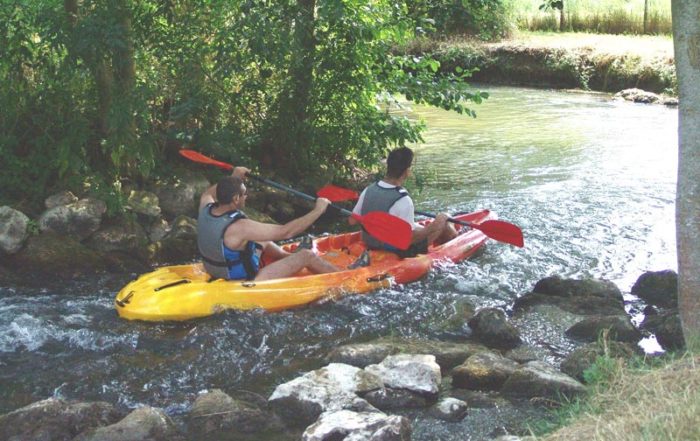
[513,276,625,316]
[302,410,411,441]
[468,308,522,350]
[429,397,468,422]
[0,397,121,441]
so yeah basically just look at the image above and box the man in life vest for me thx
[350,147,457,257]
[197,166,340,281]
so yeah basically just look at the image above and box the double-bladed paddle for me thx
[415,210,524,248]
[179,149,412,250]
[317,183,524,248]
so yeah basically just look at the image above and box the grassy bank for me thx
[532,352,700,440]
[405,32,676,95]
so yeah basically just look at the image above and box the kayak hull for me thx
[115,210,494,321]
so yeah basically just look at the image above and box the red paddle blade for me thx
[179,149,233,171]
[317,185,359,202]
[474,220,524,248]
[354,211,412,250]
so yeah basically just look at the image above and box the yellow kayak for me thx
[114,210,494,321]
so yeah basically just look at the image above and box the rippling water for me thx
[0,86,678,438]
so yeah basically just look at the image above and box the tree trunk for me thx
[672,0,700,352]
[559,0,565,32]
[272,0,316,178]
[643,0,649,34]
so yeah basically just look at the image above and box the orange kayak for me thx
[114,210,494,321]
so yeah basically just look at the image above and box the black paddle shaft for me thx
[415,210,471,227]
[246,174,353,217]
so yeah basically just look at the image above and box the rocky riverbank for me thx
[0,270,684,440]
[0,172,331,285]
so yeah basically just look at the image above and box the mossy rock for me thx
[9,233,108,277]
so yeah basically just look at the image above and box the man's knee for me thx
[296,249,315,260]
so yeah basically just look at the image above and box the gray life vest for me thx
[360,182,409,249]
[197,204,261,280]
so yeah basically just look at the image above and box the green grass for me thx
[509,0,672,35]
[530,352,700,441]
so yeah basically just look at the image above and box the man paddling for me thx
[350,147,457,257]
[197,167,342,281]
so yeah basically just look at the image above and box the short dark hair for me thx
[216,176,245,203]
[386,147,414,179]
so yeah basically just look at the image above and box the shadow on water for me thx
[0,86,678,439]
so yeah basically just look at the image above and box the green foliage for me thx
[0,0,486,213]
[407,0,513,40]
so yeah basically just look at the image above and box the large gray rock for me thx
[10,233,107,277]
[452,351,519,391]
[614,88,660,104]
[149,215,198,264]
[0,397,121,441]
[631,270,678,309]
[0,206,30,254]
[269,363,383,427]
[641,309,685,351]
[302,410,411,441]
[513,276,625,316]
[38,198,106,240]
[327,338,489,372]
[74,406,182,441]
[468,308,522,350]
[501,361,586,399]
[565,315,641,343]
[45,191,78,209]
[88,220,149,257]
[155,174,210,219]
[365,354,441,398]
[188,389,281,439]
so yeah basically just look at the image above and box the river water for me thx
[0,86,678,438]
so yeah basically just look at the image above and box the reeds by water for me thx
[512,0,672,35]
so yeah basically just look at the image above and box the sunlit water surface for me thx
[0,86,678,439]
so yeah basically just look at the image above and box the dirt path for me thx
[490,32,674,61]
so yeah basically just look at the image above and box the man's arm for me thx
[224,198,331,247]
[348,189,367,226]
[198,166,250,209]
